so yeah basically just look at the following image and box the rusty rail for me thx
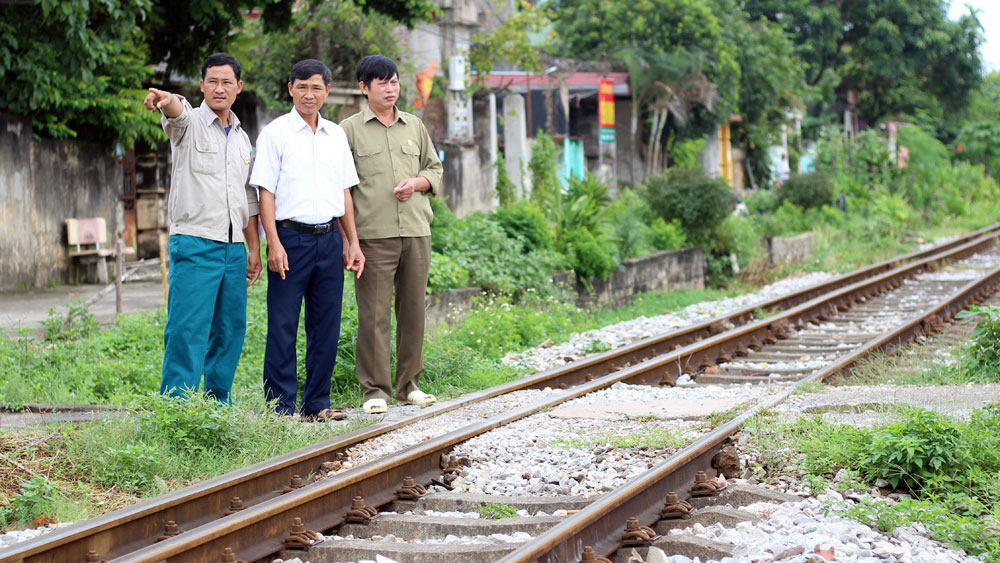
[499,263,1000,563]
[4,224,999,563]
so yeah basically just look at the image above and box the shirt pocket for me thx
[193,140,219,174]
[399,142,420,176]
[355,145,384,178]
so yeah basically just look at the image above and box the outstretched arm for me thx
[143,88,183,118]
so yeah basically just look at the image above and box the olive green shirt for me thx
[340,105,443,239]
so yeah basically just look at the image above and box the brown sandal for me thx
[303,408,347,422]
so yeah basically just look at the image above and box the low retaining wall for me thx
[766,232,814,265]
[424,246,706,328]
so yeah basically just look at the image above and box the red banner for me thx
[599,79,615,128]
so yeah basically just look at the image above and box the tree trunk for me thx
[650,109,668,176]
[630,103,640,185]
[646,109,660,178]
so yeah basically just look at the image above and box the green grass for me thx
[744,405,1000,561]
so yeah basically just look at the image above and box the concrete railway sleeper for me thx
[4,226,1000,563]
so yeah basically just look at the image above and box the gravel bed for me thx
[662,489,979,563]
[501,272,837,373]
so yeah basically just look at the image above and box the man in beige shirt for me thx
[341,55,443,414]
[143,53,260,403]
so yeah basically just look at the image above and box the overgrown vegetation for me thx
[475,503,520,519]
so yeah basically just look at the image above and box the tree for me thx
[467,0,552,91]
[731,18,805,187]
[617,48,718,178]
[744,0,984,126]
[241,0,406,110]
[0,0,161,145]
[549,0,739,116]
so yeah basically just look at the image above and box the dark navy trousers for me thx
[264,224,343,416]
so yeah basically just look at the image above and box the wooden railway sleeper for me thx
[621,516,660,547]
[689,471,720,497]
[282,517,323,549]
[658,491,693,520]
[395,476,427,501]
[224,496,246,516]
[345,496,379,525]
[581,545,613,563]
[219,546,247,562]
[280,474,305,494]
[155,520,183,542]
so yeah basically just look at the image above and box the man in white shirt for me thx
[250,59,364,421]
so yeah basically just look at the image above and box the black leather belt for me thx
[276,219,336,235]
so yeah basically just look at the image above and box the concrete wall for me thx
[424,246,706,328]
[766,232,815,265]
[0,113,124,290]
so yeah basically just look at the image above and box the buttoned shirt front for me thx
[162,97,257,243]
[249,108,359,225]
[340,105,443,239]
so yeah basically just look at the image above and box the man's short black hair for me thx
[356,55,398,89]
[289,59,332,86]
[202,53,242,80]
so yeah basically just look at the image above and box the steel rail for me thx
[4,225,998,563]
[97,232,1000,563]
[499,261,1000,563]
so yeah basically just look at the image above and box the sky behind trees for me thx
[950,0,998,71]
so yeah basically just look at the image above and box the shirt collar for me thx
[196,100,240,130]
[289,107,334,134]
[361,103,407,126]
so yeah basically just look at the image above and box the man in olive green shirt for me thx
[341,55,443,414]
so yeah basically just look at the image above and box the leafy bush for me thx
[744,188,779,214]
[858,407,969,494]
[42,299,98,342]
[94,443,163,494]
[427,252,470,293]
[449,295,583,359]
[955,305,1000,380]
[562,228,615,287]
[433,212,562,294]
[493,154,518,205]
[649,218,687,251]
[778,172,834,209]
[642,168,734,244]
[0,475,58,529]
[529,131,560,206]
[493,199,554,251]
[140,393,242,453]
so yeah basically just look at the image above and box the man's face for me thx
[288,74,330,118]
[360,74,400,110]
[200,65,242,113]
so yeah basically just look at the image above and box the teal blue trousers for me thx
[161,234,248,403]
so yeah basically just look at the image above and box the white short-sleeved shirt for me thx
[249,108,359,224]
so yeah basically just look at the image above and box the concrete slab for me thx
[346,514,565,540]
[785,384,1000,426]
[286,539,521,563]
[654,505,759,534]
[549,398,749,421]
[0,279,165,339]
[399,492,594,514]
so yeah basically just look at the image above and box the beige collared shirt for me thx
[161,97,257,243]
[340,105,443,239]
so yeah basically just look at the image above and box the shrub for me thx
[604,188,658,260]
[744,188,779,214]
[642,168,733,244]
[493,155,518,205]
[0,476,58,529]
[858,407,969,494]
[562,228,615,287]
[94,443,163,494]
[433,212,562,294]
[427,252,470,293]
[649,218,687,251]
[955,305,1000,380]
[778,172,834,209]
[493,199,554,251]
[529,131,560,207]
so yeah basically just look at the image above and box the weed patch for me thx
[476,503,519,519]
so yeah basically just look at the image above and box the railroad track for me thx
[5,224,1000,563]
